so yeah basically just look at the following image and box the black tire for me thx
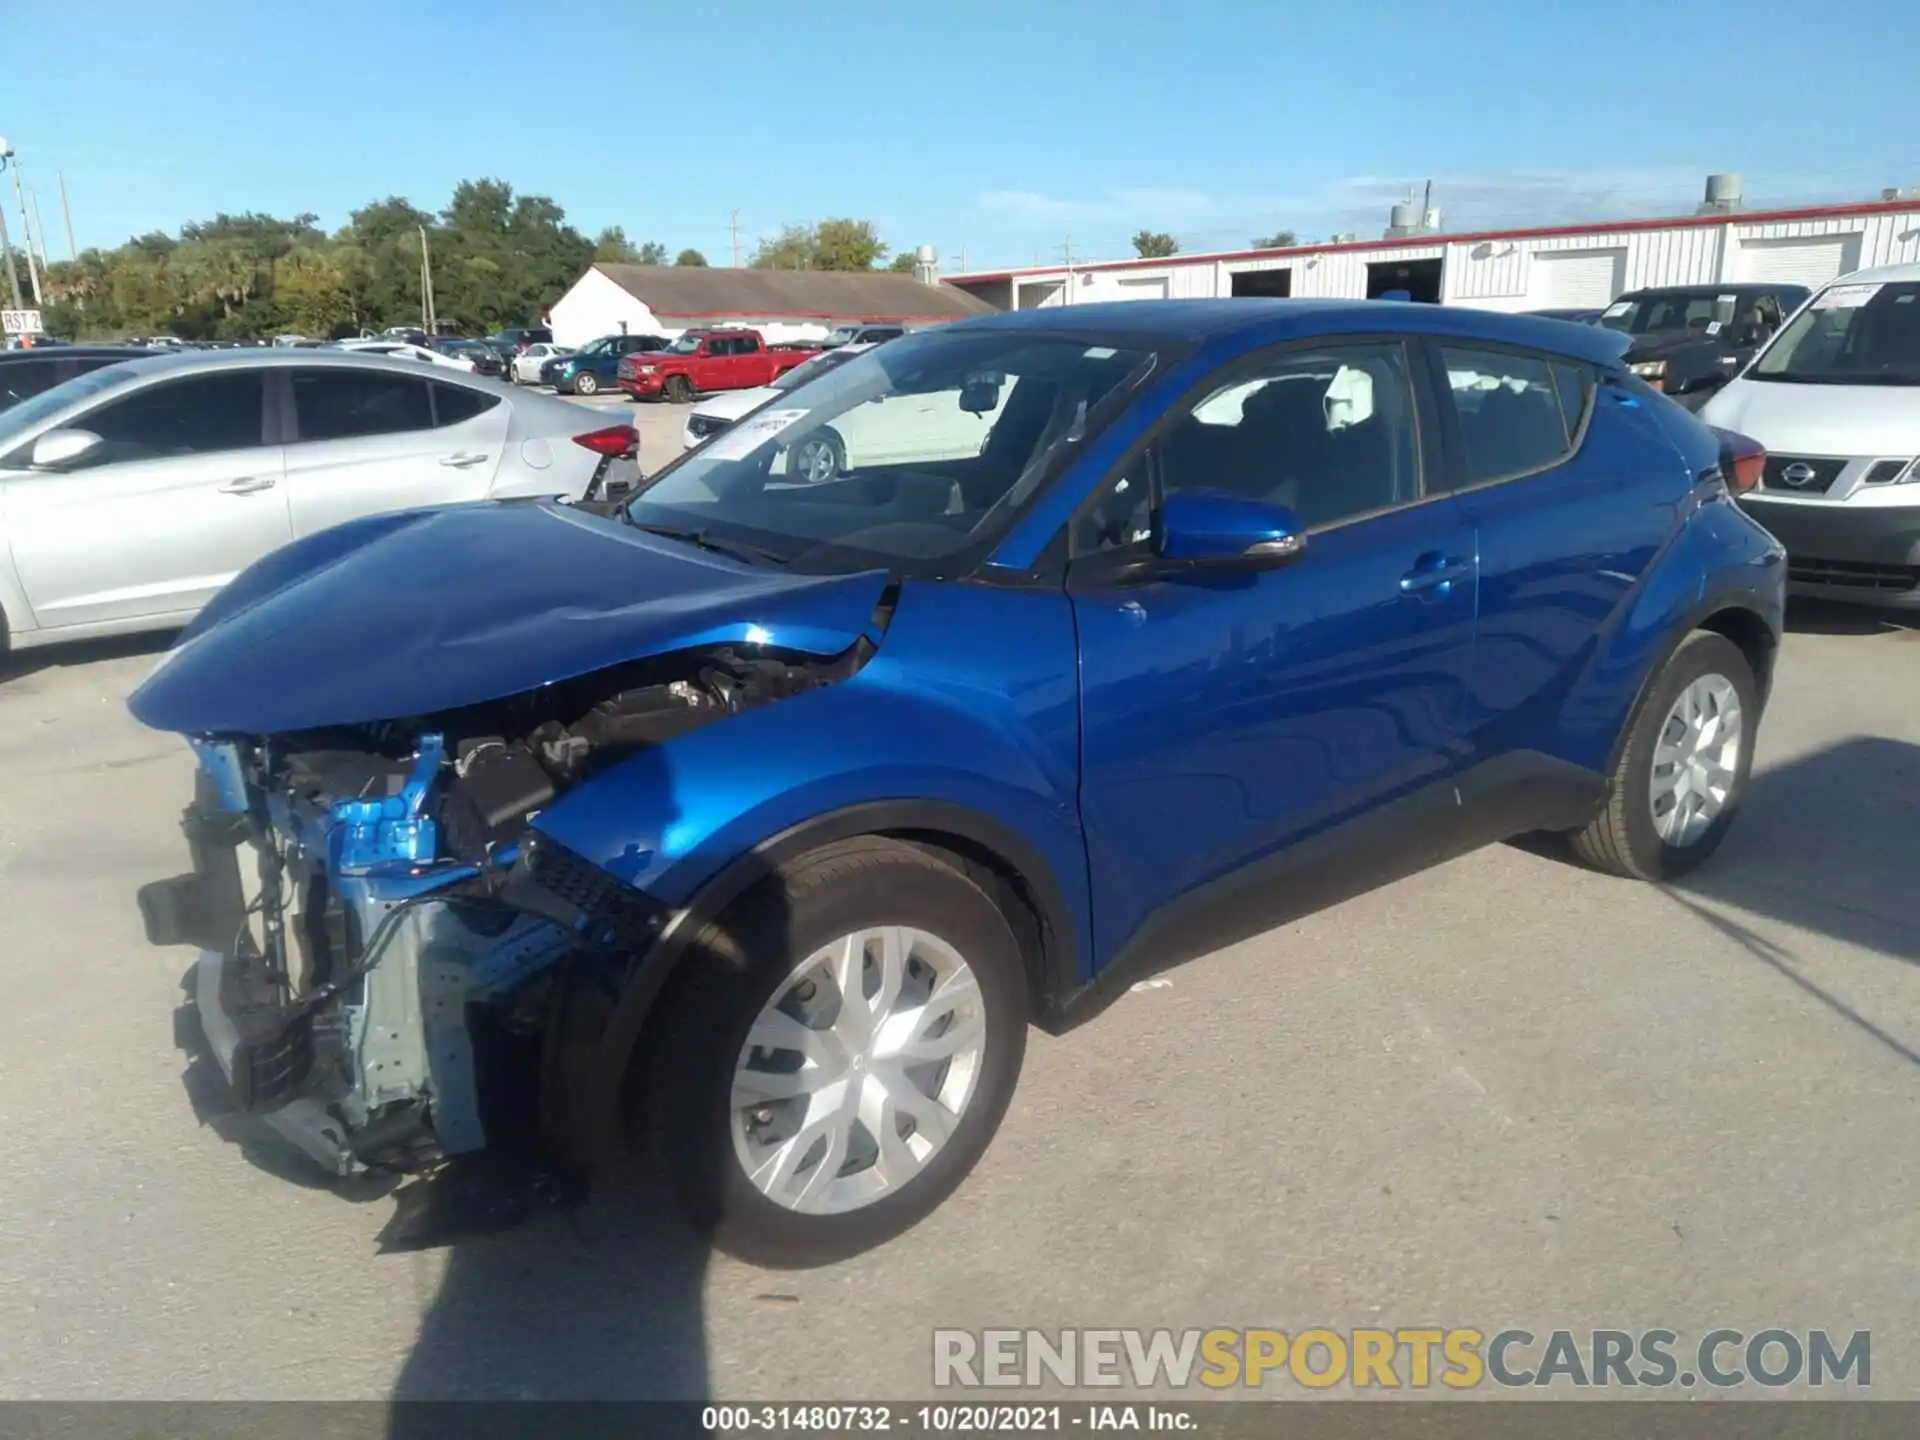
[1571,630,1758,881]
[572,370,600,396]
[643,837,1028,1268]
[663,374,695,405]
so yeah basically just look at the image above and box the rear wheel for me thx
[1571,631,1757,880]
[644,838,1027,1267]
[572,370,600,396]
[791,429,846,482]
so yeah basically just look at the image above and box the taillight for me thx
[573,424,639,458]
[1713,428,1765,494]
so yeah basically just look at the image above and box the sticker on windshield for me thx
[1705,321,1723,336]
[1813,283,1882,310]
[700,408,812,461]
[1602,301,1633,318]
[1083,346,1118,359]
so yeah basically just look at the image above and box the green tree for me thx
[751,223,818,270]
[1132,229,1179,258]
[675,248,708,266]
[594,226,640,262]
[637,241,667,265]
[1252,229,1297,248]
[887,252,918,273]
[751,219,890,272]
[815,218,886,271]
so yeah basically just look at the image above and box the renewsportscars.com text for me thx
[933,1327,1870,1391]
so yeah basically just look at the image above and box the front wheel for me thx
[663,374,695,404]
[644,838,1028,1267]
[1571,630,1758,880]
[572,370,600,396]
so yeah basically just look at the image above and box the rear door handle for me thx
[1399,553,1471,596]
[439,452,490,469]
[218,476,276,495]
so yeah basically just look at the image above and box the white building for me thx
[945,195,1920,314]
[547,264,992,348]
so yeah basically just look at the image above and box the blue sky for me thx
[8,0,1917,273]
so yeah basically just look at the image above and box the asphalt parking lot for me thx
[0,542,1915,1401]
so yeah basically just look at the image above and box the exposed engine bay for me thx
[139,636,877,1245]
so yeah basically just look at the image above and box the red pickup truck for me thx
[617,328,818,403]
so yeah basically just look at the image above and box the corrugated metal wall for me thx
[967,205,1920,312]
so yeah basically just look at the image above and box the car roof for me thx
[1826,261,1920,285]
[959,298,1632,367]
[40,347,493,383]
[1619,283,1803,298]
[0,345,153,362]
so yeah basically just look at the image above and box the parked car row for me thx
[0,348,640,652]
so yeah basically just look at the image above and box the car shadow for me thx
[389,747,796,1422]
[0,627,175,684]
[1670,734,1920,970]
[1784,596,1920,636]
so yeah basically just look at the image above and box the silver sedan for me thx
[0,349,640,652]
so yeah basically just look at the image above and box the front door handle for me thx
[218,476,277,495]
[1399,553,1471,597]
[439,452,490,469]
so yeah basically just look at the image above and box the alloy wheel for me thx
[731,926,986,1215]
[1648,673,1743,847]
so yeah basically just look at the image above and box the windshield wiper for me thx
[628,521,789,566]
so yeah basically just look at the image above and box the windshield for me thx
[1599,292,1730,336]
[665,333,707,354]
[771,347,863,391]
[577,338,615,356]
[1750,281,1920,385]
[0,363,142,457]
[626,328,1155,575]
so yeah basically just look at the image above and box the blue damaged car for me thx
[131,300,1784,1266]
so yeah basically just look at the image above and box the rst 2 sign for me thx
[2,309,44,335]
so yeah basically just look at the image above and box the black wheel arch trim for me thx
[555,798,1084,1163]
[1606,586,1779,779]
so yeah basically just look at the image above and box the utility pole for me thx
[29,191,49,273]
[418,224,437,333]
[57,171,75,261]
[729,209,741,267]
[0,205,20,310]
[7,159,43,306]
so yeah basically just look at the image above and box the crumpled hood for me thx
[129,502,889,736]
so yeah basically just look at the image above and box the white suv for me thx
[1703,262,1920,609]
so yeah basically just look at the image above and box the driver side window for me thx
[1072,341,1420,555]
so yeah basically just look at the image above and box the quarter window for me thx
[293,369,433,440]
[431,383,501,427]
[1439,346,1575,485]
[78,372,267,465]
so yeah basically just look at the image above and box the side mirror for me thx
[30,428,104,471]
[1157,489,1306,570]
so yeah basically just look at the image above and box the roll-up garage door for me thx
[1528,249,1626,309]
[1114,277,1170,301]
[1737,235,1859,287]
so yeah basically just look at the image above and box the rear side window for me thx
[293,369,433,440]
[431,383,500,427]
[80,372,267,464]
[1439,346,1577,486]
[0,358,62,409]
